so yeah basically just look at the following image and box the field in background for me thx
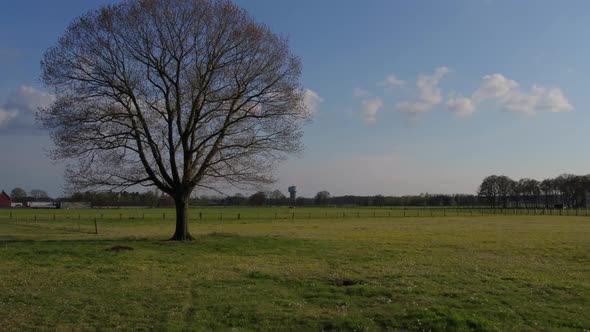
[1,206,589,231]
[1,209,589,330]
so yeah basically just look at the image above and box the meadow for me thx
[0,207,589,331]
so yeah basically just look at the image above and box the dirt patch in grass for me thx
[332,278,363,287]
[105,245,134,252]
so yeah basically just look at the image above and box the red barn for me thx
[0,191,11,208]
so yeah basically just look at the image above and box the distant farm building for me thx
[27,202,57,209]
[59,202,92,209]
[0,191,11,208]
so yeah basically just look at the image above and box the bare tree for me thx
[478,175,498,208]
[268,190,286,200]
[314,191,330,206]
[30,189,49,201]
[540,179,555,209]
[248,191,266,206]
[512,178,538,208]
[496,175,515,208]
[10,188,27,200]
[39,0,310,240]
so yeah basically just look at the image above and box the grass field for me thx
[1,208,589,331]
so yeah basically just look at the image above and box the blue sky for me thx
[1,0,590,197]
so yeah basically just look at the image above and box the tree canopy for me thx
[39,0,309,240]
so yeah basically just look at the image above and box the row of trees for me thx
[9,188,51,203]
[19,176,590,208]
[64,191,167,207]
[7,187,487,208]
[208,191,482,207]
[478,174,590,208]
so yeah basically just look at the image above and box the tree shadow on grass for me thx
[0,231,321,249]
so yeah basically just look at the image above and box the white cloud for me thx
[464,74,573,115]
[362,97,383,124]
[302,88,323,115]
[533,86,573,113]
[394,67,450,114]
[4,85,55,113]
[0,109,17,127]
[352,87,370,99]
[0,85,55,133]
[472,74,518,102]
[351,69,572,121]
[381,73,405,90]
[445,95,475,117]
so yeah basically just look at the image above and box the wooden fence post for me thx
[94,218,98,234]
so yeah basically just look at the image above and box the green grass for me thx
[1,209,589,331]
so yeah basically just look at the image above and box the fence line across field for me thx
[2,207,590,224]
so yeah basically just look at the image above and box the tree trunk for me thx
[170,195,193,241]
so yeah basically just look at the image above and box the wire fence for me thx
[2,207,588,236]
[1,207,589,224]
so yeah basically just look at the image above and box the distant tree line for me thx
[205,191,482,207]
[60,189,484,207]
[16,174,590,209]
[62,191,166,207]
[478,174,590,209]
[9,187,51,203]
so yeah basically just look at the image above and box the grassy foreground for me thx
[1,211,589,331]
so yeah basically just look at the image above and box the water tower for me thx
[288,186,297,201]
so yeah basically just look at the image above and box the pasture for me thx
[1,208,589,331]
